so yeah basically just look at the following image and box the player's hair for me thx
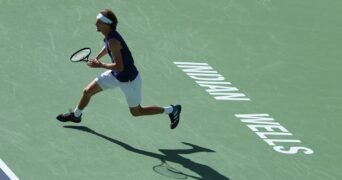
[100,9,118,30]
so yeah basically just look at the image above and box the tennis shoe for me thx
[169,104,181,129]
[56,112,82,123]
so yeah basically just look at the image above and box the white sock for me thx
[73,108,82,117]
[163,106,173,114]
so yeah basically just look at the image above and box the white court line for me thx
[0,159,19,180]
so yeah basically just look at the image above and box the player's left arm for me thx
[87,39,124,72]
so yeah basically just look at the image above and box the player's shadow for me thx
[64,125,229,180]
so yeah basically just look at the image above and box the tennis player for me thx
[56,9,181,129]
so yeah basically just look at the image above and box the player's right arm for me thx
[94,46,107,60]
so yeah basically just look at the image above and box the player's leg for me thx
[56,80,102,123]
[121,74,182,129]
[120,75,164,116]
[56,70,114,123]
[129,104,181,129]
[77,80,103,110]
[129,105,164,116]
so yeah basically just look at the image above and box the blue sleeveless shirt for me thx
[104,31,139,82]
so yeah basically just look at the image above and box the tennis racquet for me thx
[70,47,91,62]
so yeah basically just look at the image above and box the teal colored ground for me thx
[0,0,341,179]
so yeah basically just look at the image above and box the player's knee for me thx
[82,87,93,97]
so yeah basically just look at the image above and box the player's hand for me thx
[87,58,103,68]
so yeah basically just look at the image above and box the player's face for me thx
[95,19,102,32]
[95,19,107,32]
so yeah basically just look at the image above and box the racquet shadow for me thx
[63,125,230,180]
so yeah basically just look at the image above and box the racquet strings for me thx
[71,48,91,62]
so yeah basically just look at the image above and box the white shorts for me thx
[95,70,142,107]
